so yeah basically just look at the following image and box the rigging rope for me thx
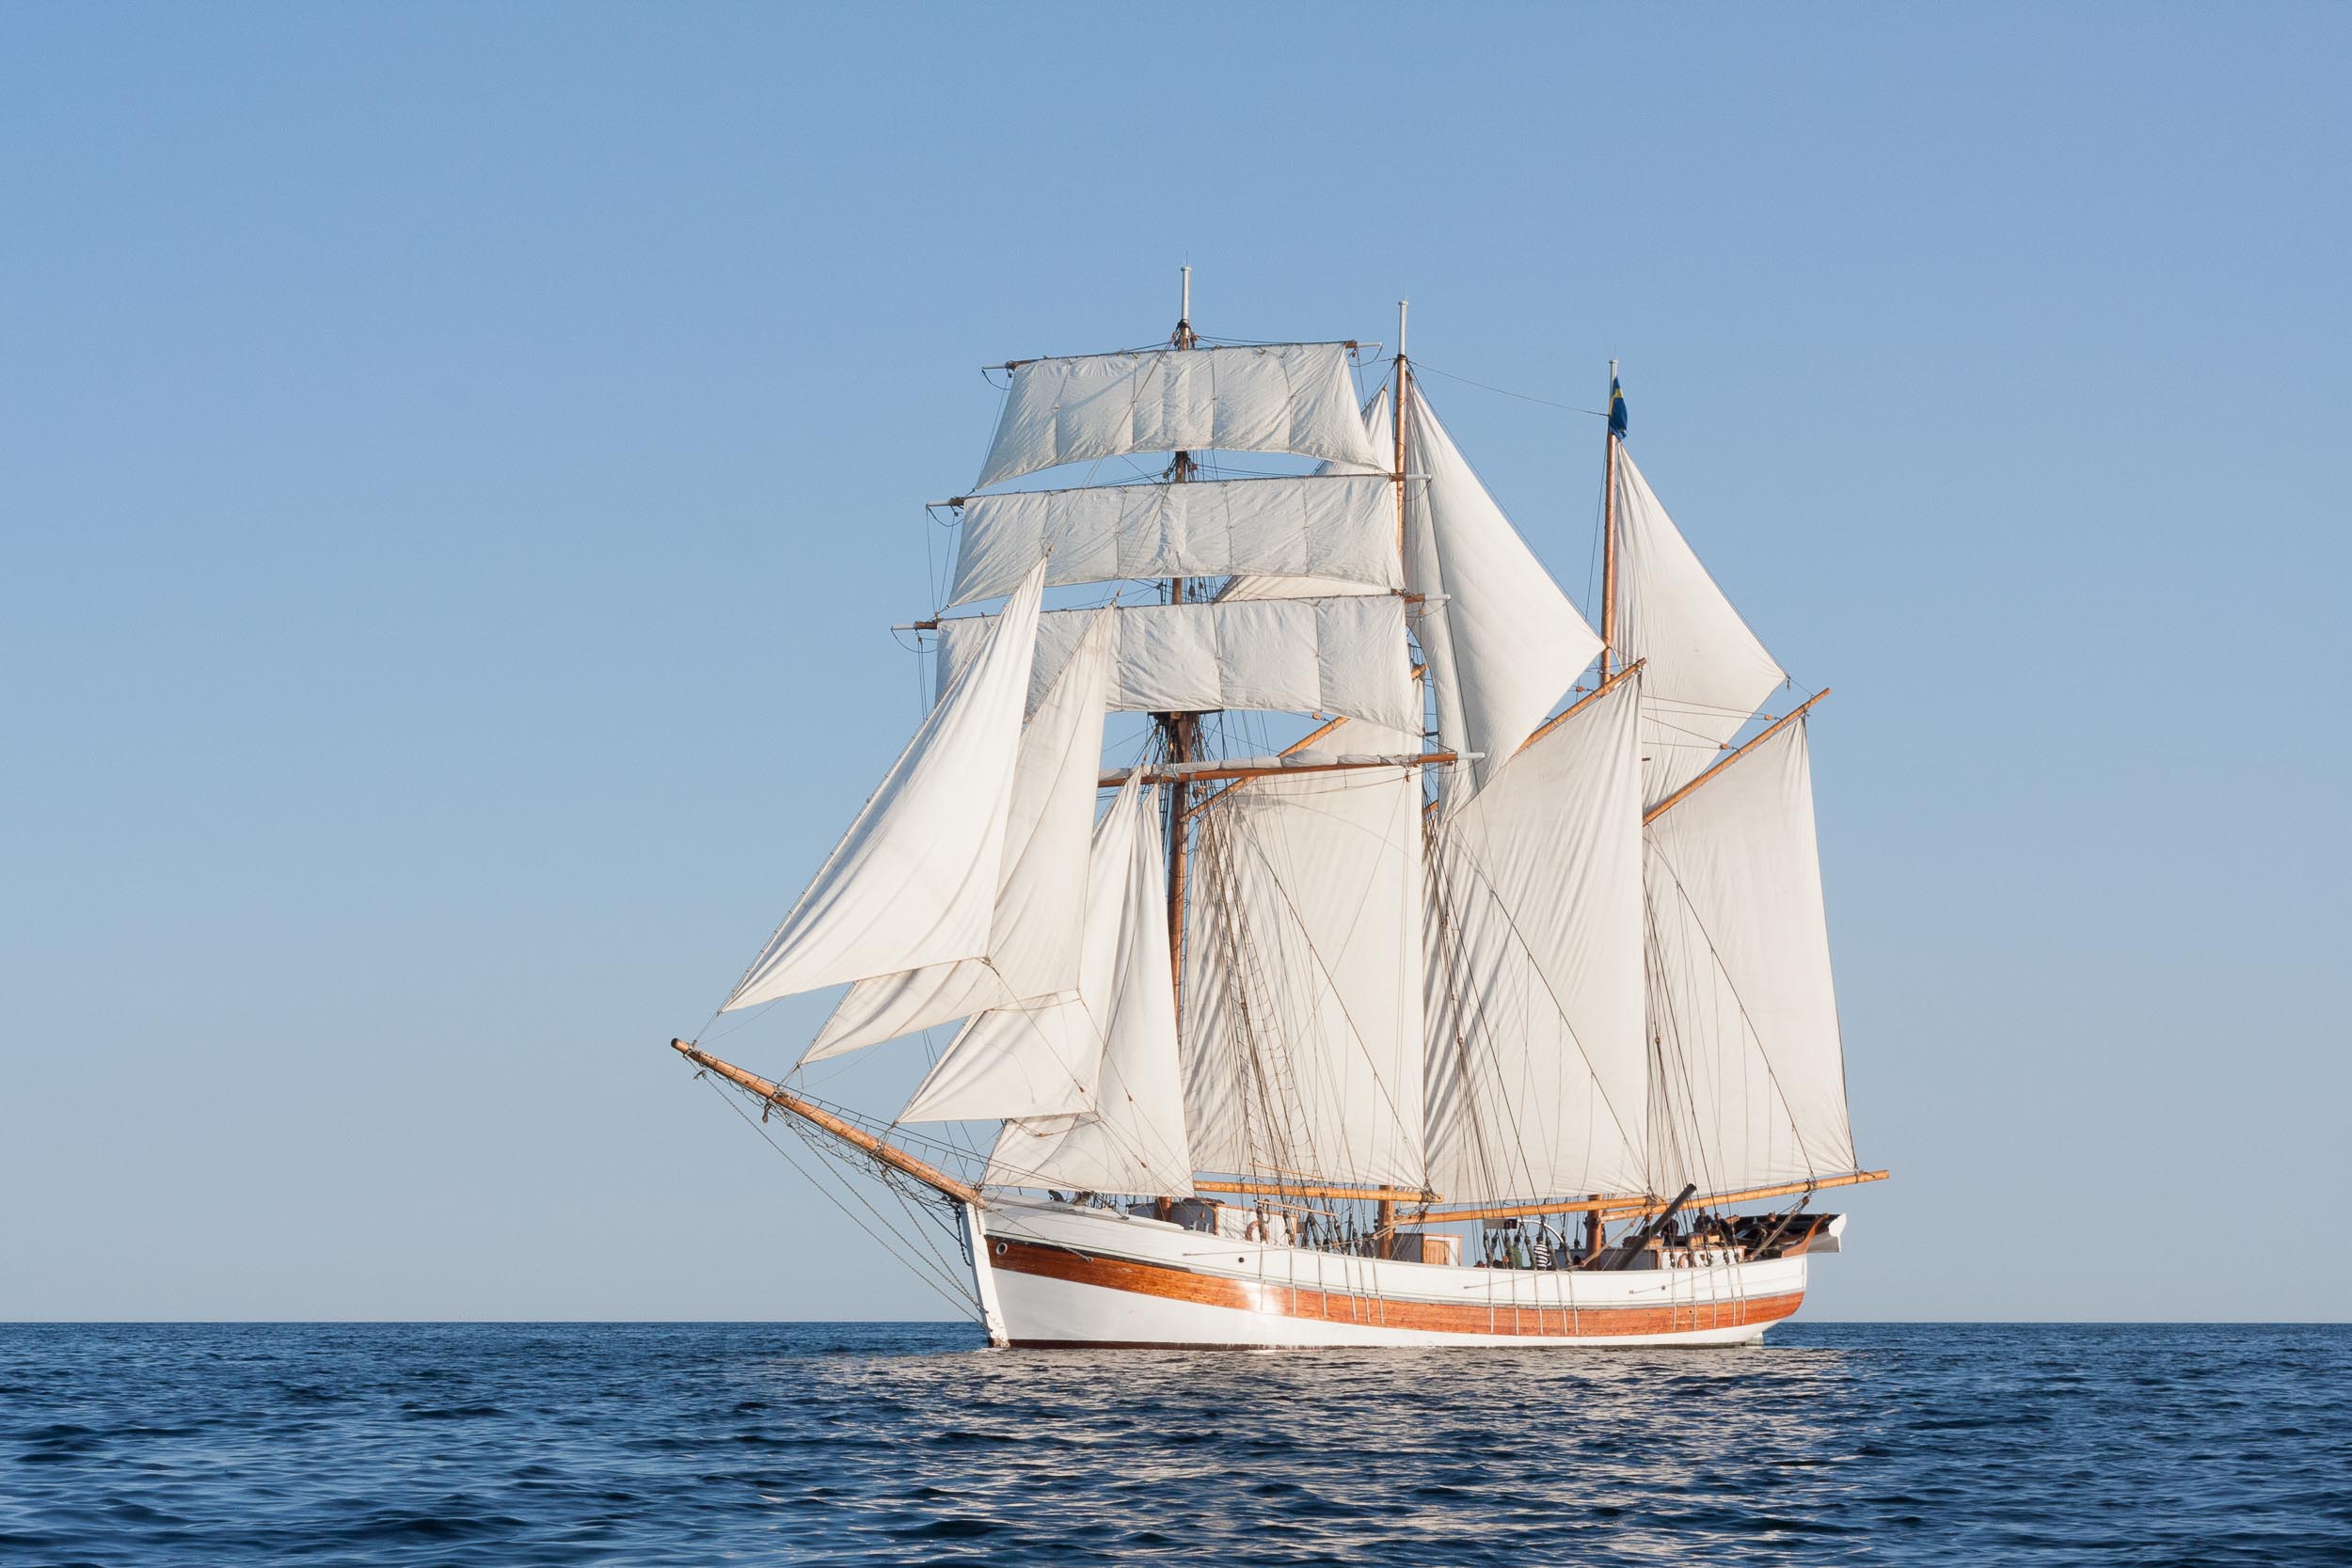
[699,1073,980,1319]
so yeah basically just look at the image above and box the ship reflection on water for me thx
[785,1335,1867,1562]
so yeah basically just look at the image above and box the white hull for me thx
[971,1198,1811,1349]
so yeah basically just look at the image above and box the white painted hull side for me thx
[968,1198,1813,1350]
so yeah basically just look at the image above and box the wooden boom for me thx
[1104,752,1455,789]
[1643,688,1831,825]
[1416,1169,1889,1225]
[1518,657,1645,752]
[671,1039,984,1207]
[1195,1180,1436,1203]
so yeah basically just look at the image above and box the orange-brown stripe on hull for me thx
[991,1239,1804,1341]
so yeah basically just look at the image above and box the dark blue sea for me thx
[3,1323,2345,1565]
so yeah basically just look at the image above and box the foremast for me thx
[1161,267,1199,1006]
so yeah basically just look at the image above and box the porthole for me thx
[993,1242,1008,1257]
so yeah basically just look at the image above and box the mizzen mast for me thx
[1597,357,1621,685]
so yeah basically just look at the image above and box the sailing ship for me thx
[671,277,1886,1347]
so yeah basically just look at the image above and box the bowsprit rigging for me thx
[664,276,1887,1347]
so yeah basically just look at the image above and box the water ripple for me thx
[0,1323,2345,1564]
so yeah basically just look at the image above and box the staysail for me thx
[723,564,1046,1011]
[1405,385,1599,797]
[984,779,1195,1196]
[1612,446,1787,806]
[898,770,1144,1123]
[803,608,1114,1059]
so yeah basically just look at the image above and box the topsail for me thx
[947,474,1401,609]
[974,342,1383,489]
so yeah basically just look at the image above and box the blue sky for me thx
[5,3,2345,1321]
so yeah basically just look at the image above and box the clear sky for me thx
[5,3,2346,1323]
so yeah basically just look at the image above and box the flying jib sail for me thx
[668,292,1882,1350]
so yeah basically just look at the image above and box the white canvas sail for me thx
[898,772,1143,1123]
[803,609,1114,1060]
[1613,446,1787,806]
[985,782,1195,1197]
[1405,386,1599,797]
[933,595,1419,734]
[1422,676,1649,1202]
[1181,727,1426,1189]
[1220,389,1396,603]
[947,474,1400,608]
[975,343,1383,489]
[1643,719,1854,1193]
[722,565,1046,1011]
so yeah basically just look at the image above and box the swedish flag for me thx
[1609,376,1629,440]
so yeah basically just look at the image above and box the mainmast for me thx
[1381,295,1411,1242]
[1597,357,1620,684]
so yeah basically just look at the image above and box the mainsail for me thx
[1423,676,1649,1202]
[1643,719,1854,1192]
[1183,724,1427,1189]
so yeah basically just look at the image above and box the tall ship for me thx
[671,279,1886,1347]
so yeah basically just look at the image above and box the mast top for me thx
[1173,266,1196,349]
[1397,297,1409,362]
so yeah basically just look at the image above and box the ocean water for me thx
[2,1323,2345,1565]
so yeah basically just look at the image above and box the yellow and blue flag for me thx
[1609,376,1629,439]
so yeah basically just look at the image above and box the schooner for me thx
[671,279,1886,1347]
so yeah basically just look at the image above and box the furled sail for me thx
[722,564,1046,1011]
[984,780,1195,1197]
[1181,726,1427,1189]
[974,343,1383,490]
[803,609,1114,1060]
[898,771,1143,1123]
[1405,386,1600,797]
[933,595,1420,734]
[1220,389,1395,603]
[1642,719,1854,1193]
[1613,447,1787,807]
[1422,675,1649,1202]
[946,474,1400,608]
